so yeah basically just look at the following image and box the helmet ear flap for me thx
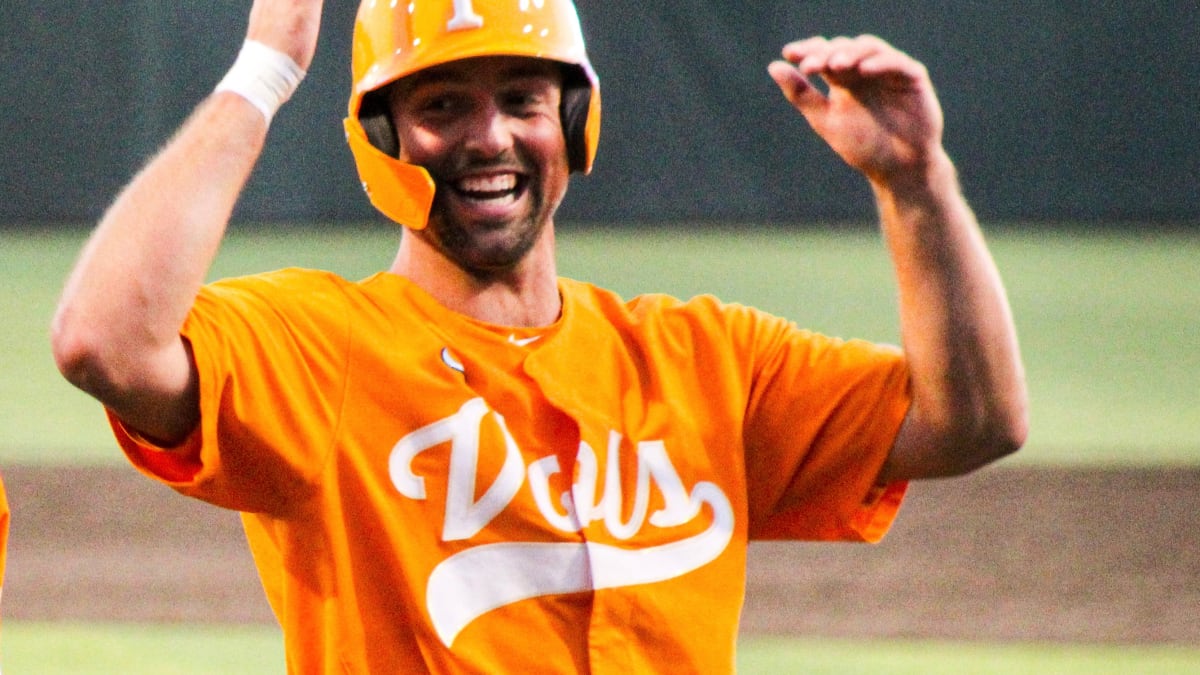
[560,64,592,173]
[359,89,400,158]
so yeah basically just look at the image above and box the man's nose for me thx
[463,103,513,158]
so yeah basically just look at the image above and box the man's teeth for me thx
[458,174,517,196]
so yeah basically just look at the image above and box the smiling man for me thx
[52,0,1027,672]
[389,57,572,294]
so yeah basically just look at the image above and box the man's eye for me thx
[505,92,546,111]
[423,97,457,113]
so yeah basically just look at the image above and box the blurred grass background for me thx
[3,224,1197,465]
[6,623,1200,674]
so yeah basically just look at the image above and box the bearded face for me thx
[389,56,571,277]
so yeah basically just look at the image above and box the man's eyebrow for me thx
[501,63,562,82]
[396,62,561,95]
[394,69,465,94]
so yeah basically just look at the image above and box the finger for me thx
[767,60,827,120]
[822,35,904,80]
[779,36,830,62]
[856,50,929,87]
[779,36,833,75]
[787,35,893,75]
[827,35,926,83]
[782,35,883,88]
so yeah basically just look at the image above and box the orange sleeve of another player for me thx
[729,303,911,542]
[0,473,9,625]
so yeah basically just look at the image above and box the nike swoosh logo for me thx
[425,481,734,647]
[507,334,541,347]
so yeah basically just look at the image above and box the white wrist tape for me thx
[214,39,306,123]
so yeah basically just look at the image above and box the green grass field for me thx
[4,224,1198,465]
[2,223,1199,672]
[6,622,1200,674]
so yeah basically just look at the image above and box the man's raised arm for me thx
[51,0,323,445]
[768,35,1028,481]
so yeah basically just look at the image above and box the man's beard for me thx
[425,176,549,278]
[430,202,545,277]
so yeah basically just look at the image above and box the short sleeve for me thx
[108,270,353,514]
[109,410,204,484]
[737,308,911,542]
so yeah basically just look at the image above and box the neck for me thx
[390,227,561,327]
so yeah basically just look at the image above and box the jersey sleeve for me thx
[111,269,352,514]
[732,304,911,543]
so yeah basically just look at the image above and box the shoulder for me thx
[560,277,706,323]
[197,268,372,312]
[185,269,377,341]
[559,278,794,347]
[204,267,351,298]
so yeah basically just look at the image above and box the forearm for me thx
[52,94,267,419]
[874,151,1028,478]
[52,0,321,445]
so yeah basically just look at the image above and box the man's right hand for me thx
[245,0,325,71]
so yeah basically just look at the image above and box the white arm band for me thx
[213,39,306,124]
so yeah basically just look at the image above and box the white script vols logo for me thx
[389,397,734,647]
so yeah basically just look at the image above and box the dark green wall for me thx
[4,2,1196,226]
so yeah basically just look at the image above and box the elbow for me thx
[1002,401,1030,456]
[883,393,1028,483]
[51,306,115,398]
[51,313,94,391]
[987,381,1031,463]
[949,397,1030,476]
[888,371,1030,482]
[979,412,1027,467]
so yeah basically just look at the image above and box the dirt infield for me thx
[4,463,1198,644]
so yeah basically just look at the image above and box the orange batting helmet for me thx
[344,0,602,229]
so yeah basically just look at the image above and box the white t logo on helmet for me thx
[448,0,548,31]
[447,0,484,30]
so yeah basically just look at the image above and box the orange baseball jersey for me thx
[110,270,910,673]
